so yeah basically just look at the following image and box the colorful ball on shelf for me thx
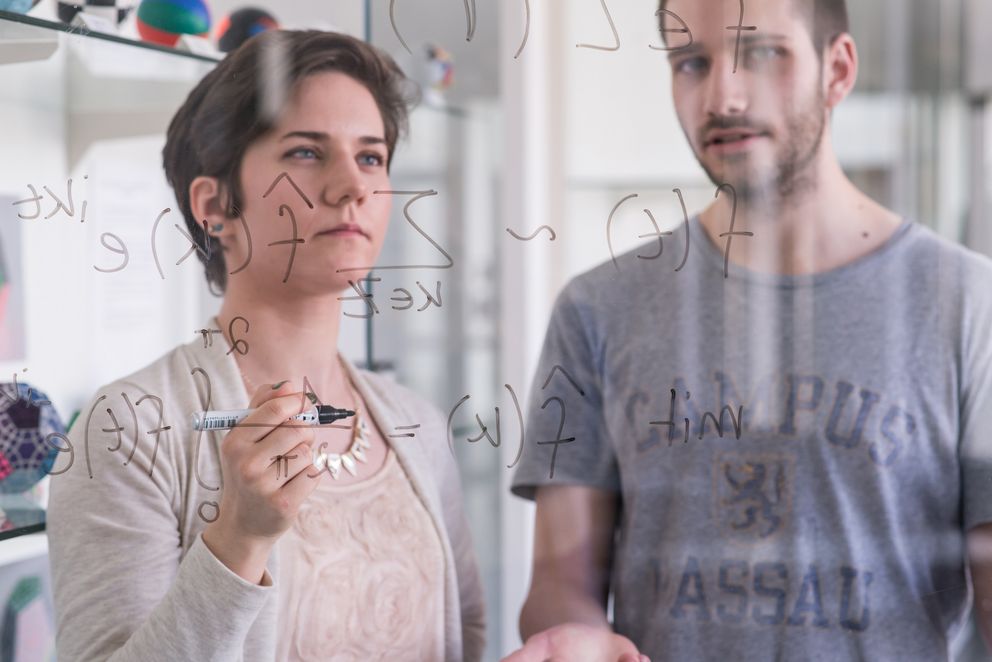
[0,0,41,14]
[0,384,63,495]
[136,0,211,47]
[215,7,278,53]
[425,44,455,92]
[56,1,133,26]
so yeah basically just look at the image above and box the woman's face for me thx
[224,71,392,297]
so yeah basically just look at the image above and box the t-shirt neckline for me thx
[689,215,916,289]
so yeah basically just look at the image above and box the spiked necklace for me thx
[313,369,372,480]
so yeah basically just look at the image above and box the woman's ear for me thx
[190,176,235,239]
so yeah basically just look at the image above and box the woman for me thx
[47,30,485,661]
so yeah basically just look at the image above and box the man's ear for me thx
[189,176,235,239]
[823,33,858,110]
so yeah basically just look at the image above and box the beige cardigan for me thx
[47,329,485,661]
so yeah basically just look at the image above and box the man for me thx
[506,0,992,660]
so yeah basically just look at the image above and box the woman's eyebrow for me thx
[279,130,386,145]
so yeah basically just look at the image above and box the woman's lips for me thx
[316,227,367,239]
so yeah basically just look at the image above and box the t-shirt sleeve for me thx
[511,281,620,500]
[960,255,992,531]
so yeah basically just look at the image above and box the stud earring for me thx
[211,223,224,233]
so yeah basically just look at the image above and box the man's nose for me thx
[702,53,749,118]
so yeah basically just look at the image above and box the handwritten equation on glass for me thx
[388,0,754,68]
[10,335,745,528]
[7,4,764,522]
[12,176,751,490]
[13,171,752,288]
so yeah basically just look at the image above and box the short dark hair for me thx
[658,0,849,55]
[163,30,416,293]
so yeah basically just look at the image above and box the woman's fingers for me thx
[247,379,294,409]
[279,448,327,502]
[263,439,319,483]
[228,391,314,448]
[245,423,314,480]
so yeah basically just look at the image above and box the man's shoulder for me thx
[900,220,984,259]
[899,222,992,291]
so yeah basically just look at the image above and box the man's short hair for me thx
[658,0,850,55]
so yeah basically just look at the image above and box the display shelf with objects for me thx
[0,7,220,63]
[0,8,218,548]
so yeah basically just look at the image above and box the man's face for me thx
[664,0,828,202]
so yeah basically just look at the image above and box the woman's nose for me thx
[321,159,368,207]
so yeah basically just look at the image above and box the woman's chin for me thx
[327,264,373,285]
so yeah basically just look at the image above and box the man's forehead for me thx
[663,0,805,34]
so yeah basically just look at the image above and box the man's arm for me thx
[967,522,992,650]
[519,485,618,637]
[506,485,648,662]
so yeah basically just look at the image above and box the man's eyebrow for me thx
[667,42,704,60]
[736,32,790,46]
[279,130,387,146]
[666,33,790,60]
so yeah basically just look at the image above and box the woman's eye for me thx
[286,146,320,160]
[359,153,385,167]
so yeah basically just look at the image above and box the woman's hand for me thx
[501,624,650,662]
[202,381,325,583]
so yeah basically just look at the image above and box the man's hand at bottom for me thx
[501,623,650,662]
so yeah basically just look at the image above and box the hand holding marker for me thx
[200,380,355,584]
[191,385,355,472]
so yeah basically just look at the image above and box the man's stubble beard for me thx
[694,86,828,208]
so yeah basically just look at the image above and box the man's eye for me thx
[674,57,708,75]
[746,46,784,63]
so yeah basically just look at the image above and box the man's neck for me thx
[698,156,903,276]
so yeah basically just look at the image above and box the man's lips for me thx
[704,129,770,151]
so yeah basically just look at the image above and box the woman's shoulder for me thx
[88,340,203,402]
[75,336,237,436]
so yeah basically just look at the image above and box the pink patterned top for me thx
[274,448,446,660]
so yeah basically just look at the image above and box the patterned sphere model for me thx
[215,7,277,53]
[136,0,211,47]
[0,384,63,495]
[56,0,132,25]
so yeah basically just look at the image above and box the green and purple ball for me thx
[136,0,211,47]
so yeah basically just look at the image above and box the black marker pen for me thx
[191,405,355,431]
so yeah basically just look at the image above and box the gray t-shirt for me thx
[512,218,992,661]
